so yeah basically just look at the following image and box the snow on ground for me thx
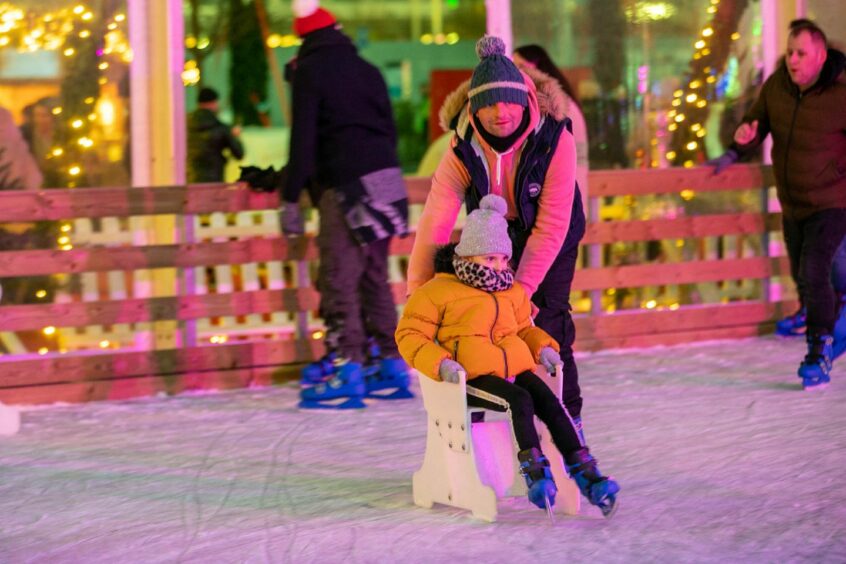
[1,335,845,563]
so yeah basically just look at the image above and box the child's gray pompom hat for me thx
[455,194,512,259]
[468,36,529,113]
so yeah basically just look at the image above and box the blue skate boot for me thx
[517,447,557,511]
[366,357,414,400]
[301,351,339,385]
[565,447,620,518]
[832,296,846,361]
[776,307,806,336]
[299,360,366,409]
[798,333,833,391]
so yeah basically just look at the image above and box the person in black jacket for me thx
[187,87,244,183]
[285,0,411,406]
[709,19,846,390]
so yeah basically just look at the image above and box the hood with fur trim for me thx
[438,65,571,138]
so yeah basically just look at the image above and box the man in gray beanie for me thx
[397,193,620,518]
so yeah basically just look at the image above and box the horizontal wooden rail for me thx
[582,212,782,245]
[0,338,323,387]
[587,164,775,198]
[570,256,791,292]
[0,237,316,278]
[0,164,786,405]
[0,289,319,331]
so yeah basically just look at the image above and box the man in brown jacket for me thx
[713,19,846,389]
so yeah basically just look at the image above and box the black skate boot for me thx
[798,333,833,390]
[565,447,620,518]
[517,447,557,511]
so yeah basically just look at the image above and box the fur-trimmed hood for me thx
[434,243,458,274]
[438,65,571,137]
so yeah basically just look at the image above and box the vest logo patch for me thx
[527,183,541,197]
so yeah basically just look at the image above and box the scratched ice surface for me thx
[1,335,844,563]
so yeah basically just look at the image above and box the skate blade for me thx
[544,495,556,525]
[599,496,619,519]
[298,396,366,410]
[366,387,414,400]
[802,381,830,392]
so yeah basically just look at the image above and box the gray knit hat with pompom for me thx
[468,36,529,113]
[455,194,512,259]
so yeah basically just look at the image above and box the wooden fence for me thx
[0,164,796,405]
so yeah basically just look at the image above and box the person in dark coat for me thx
[284,0,410,401]
[187,87,244,182]
[711,19,846,389]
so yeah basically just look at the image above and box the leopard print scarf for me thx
[453,257,514,293]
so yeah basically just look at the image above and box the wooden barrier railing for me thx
[0,164,796,404]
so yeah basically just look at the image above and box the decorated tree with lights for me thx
[667,0,749,166]
[228,0,268,126]
[588,0,628,168]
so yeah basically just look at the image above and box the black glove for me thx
[238,165,285,193]
[279,204,305,236]
[705,149,739,175]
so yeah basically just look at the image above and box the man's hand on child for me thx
[439,359,465,384]
[539,347,562,374]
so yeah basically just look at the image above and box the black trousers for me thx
[782,208,846,336]
[466,371,583,457]
[316,191,399,362]
[509,196,586,418]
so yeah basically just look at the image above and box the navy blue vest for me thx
[451,116,585,265]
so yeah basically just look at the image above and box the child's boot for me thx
[366,357,414,399]
[299,359,366,409]
[517,447,557,510]
[776,307,807,336]
[798,333,833,390]
[565,447,620,518]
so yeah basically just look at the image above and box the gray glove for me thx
[705,148,738,175]
[539,347,562,374]
[279,204,304,236]
[438,359,465,384]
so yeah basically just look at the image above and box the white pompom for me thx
[292,0,319,17]
[479,194,507,216]
[475,36,506,59]
[0,402,20,436]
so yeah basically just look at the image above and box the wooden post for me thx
[128,0,186,350]
[485,0,512,53]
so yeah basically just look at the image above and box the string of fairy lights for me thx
[667,0,746,167]
[0,3,130,192]
[1,2,131,353]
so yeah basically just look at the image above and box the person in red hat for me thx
[282,0,412,407]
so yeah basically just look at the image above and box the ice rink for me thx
[1,335,844,563]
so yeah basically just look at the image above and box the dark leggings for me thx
[466,371,583,457]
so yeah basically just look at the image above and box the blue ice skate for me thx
[565,447,620,518]
[776,307,806,337]
[365,357,414,400]
[518,447,557,511]
[301,351,339,385]
[832,297,846,361]
[299,361,366,409]
[798,334,833,391]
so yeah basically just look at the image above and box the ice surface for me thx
[0,402,20,436]
[0,336,844,563]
